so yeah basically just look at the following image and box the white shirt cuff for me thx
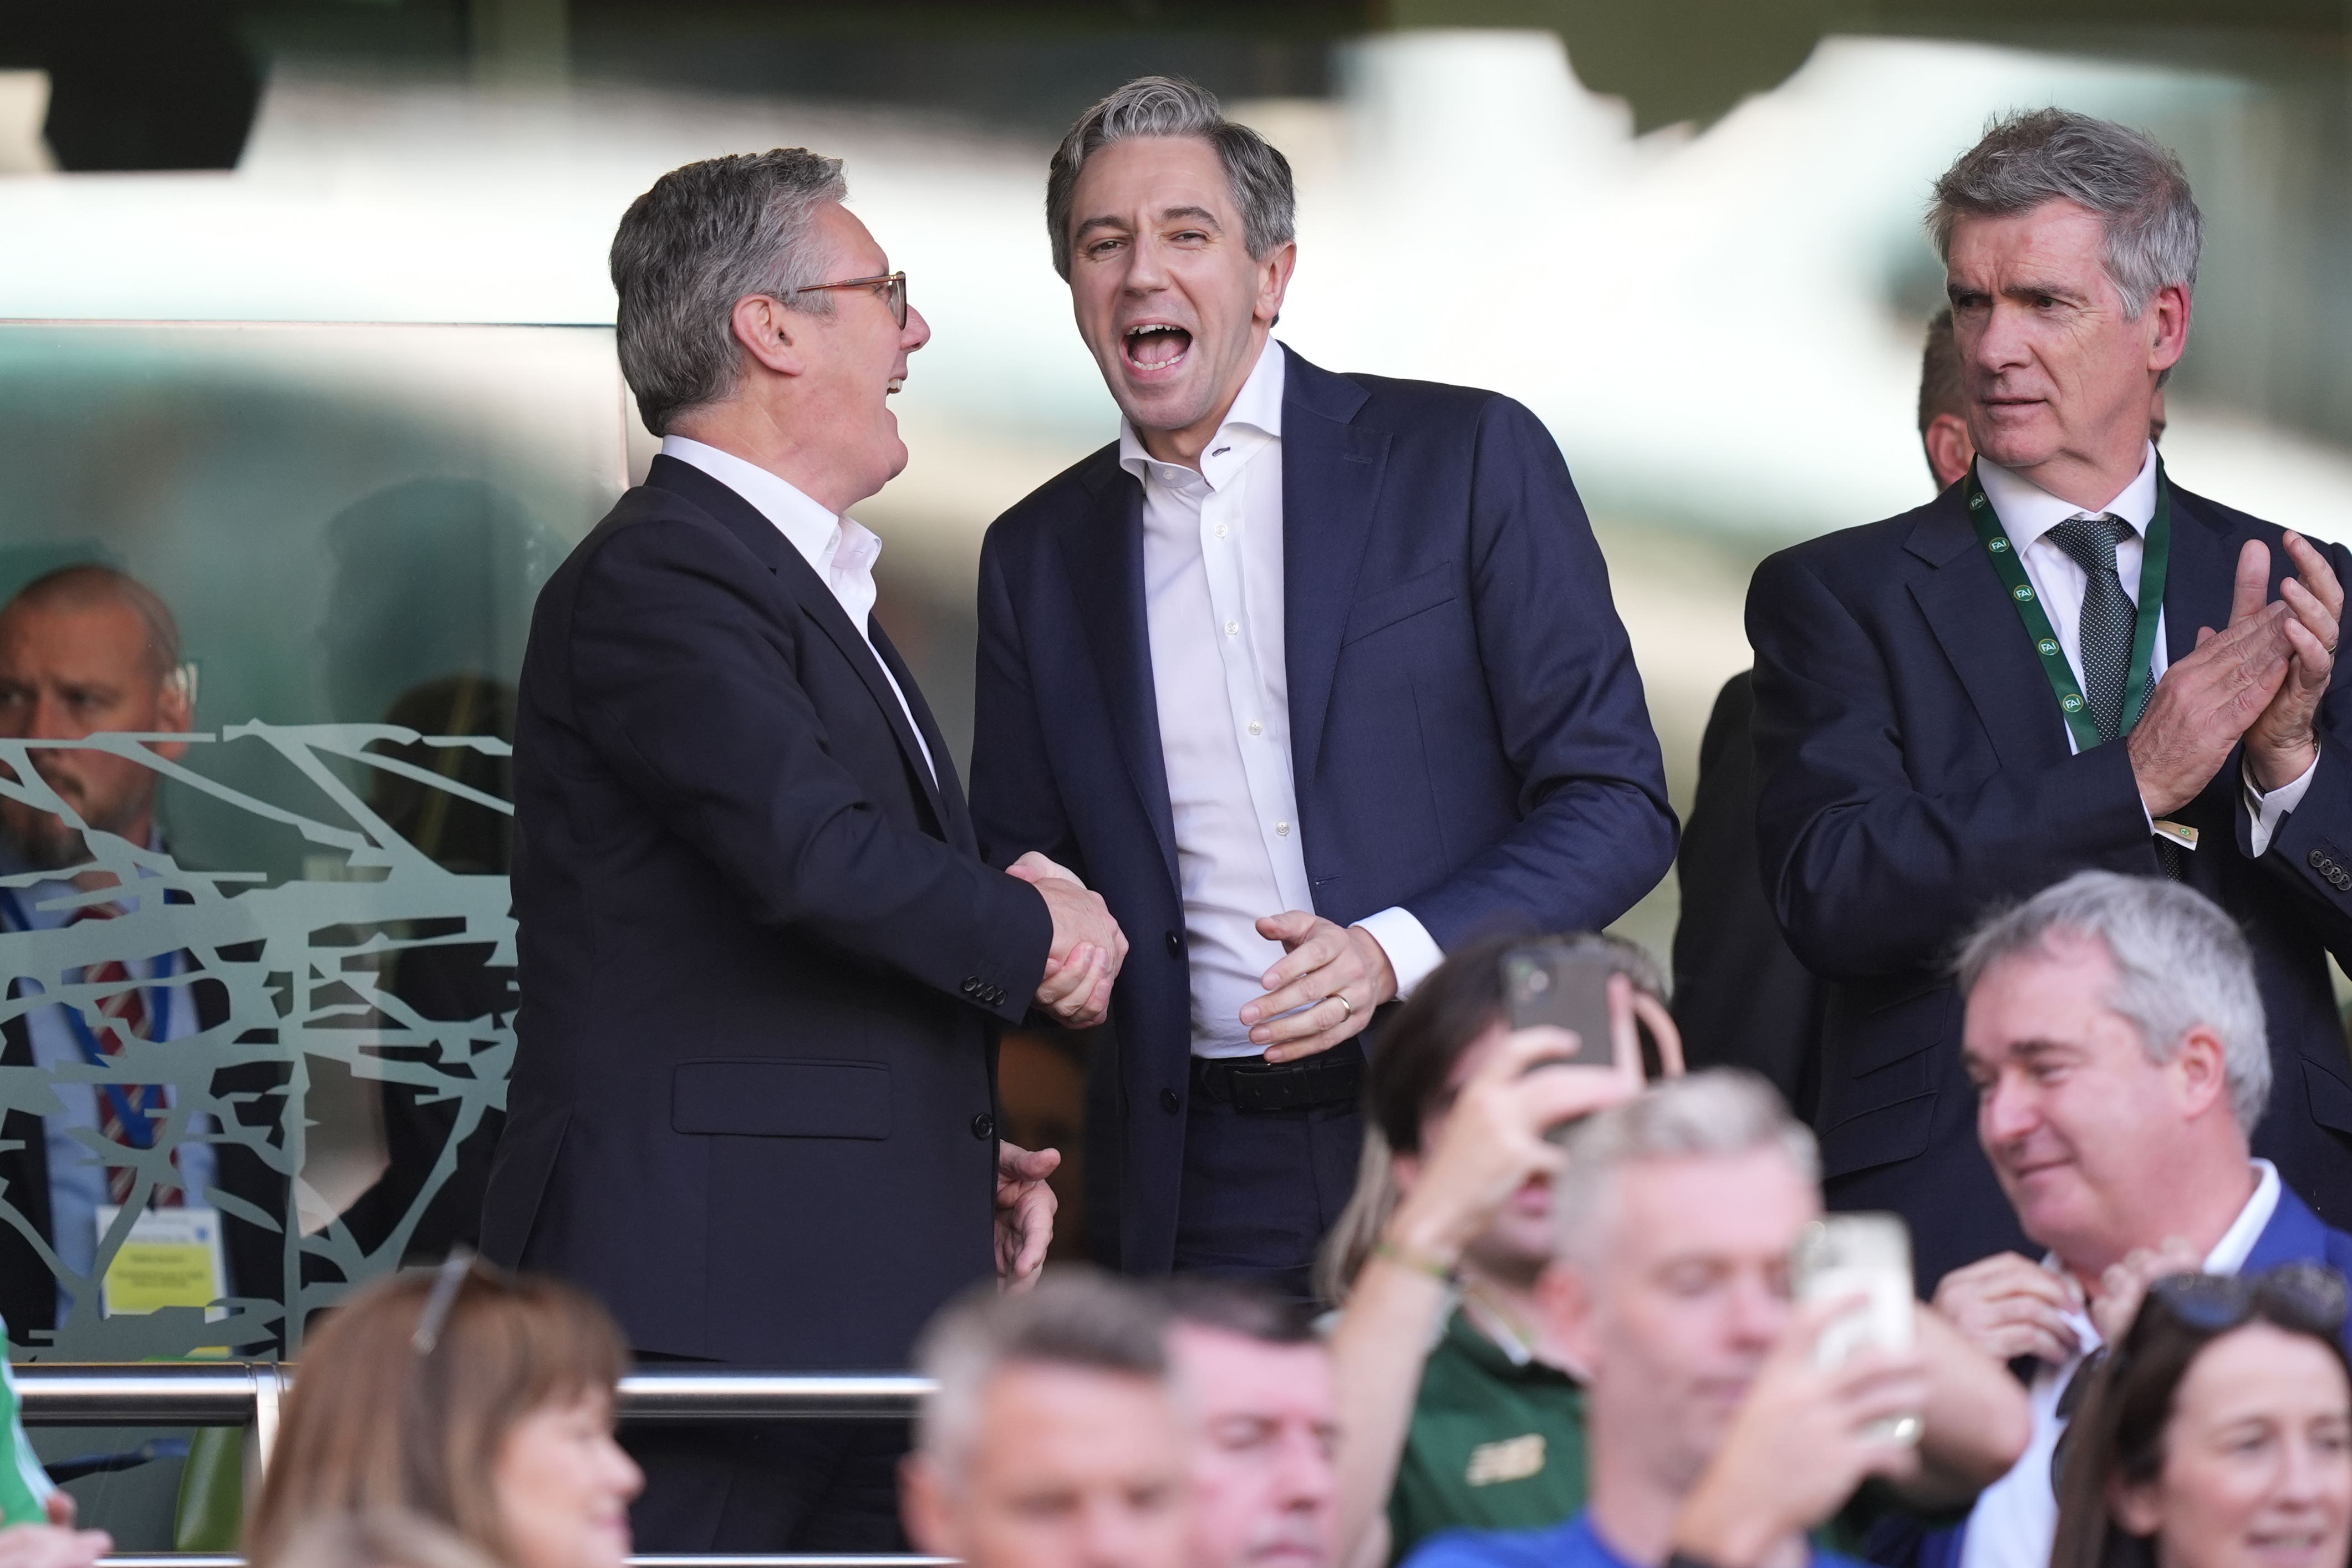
[2243,752,2320,858]
[1355,907,1445,1002]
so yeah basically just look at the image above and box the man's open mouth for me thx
[1124,322,1192,372]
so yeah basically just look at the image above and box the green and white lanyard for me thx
[1963,459,2172,754]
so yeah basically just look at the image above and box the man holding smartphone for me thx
[1402,1073,2029,1568]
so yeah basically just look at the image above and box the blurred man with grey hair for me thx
[972,74,1674,1295]
[1747,108,2352,1295]
[485,147,1126,1554]
[1404,1071,2027,1568]
[1936,869,2352,1568]
[901,1271,1189,1568]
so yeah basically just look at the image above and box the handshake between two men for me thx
[1005,850,1398,1060]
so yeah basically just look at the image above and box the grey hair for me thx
[1552,1071,1820,1267]
[1046,76,1296,282]
[1955,870,2269,1135]
[1929,108,2202,322]
[609,148,849,436]
[913,1269,1172,1482]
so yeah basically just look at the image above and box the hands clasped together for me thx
[2130,531,2342,817]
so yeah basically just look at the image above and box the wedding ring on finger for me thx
[1331,992,1354,1021]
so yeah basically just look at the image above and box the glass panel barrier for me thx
[0,320,635,1363]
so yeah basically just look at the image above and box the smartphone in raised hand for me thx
[1500,941,1616,1067]
[1792,1211,1921,1444]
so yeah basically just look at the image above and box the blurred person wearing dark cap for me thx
[901,1272,1189,1568]
[1747,109,2352,1295]
[971,74,1675,1298]
[0,563,284,1345]
[1159,1277,1340,1568]
[481,148,1125,1554]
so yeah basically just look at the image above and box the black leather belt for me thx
[1190,1040,1366,1113]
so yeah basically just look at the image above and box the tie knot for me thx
[2047,514,2131,576]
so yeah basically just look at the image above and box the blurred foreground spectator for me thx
[1321,934,1666,1565]
[1401,1072,2026,1568]
[267,1512,496,1568]
[902,1271,1187,1568]
[2048,1264,2352,1568]
[245,1259,642,1568]
[1937,872,2352,1568]
[1162,1278,1340,1568]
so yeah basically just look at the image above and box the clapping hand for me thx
[2241,532,2342,793]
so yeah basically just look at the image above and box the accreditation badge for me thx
[95,1204,229,1322]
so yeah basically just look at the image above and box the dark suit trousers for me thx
[1172,1076,1362,1303]
[624,1355,906,1554]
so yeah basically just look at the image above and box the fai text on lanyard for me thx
[0,887,176,1148]
[1963,460,2172,754]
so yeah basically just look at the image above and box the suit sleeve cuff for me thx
[1355,907,1445,1001]
[2243,752,2320,858]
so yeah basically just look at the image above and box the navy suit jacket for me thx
[970,345,1677,1272]
[482,454,1053,1368]
[1749,475,2352,1292]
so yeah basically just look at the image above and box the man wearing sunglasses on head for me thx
[970,77,1675,1298]
[484,149,1127,1557]
[1932,870,2352,1568]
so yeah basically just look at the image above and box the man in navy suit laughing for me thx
[970,77,1676,1296]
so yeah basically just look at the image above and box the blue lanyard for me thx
[0,886,176,1149]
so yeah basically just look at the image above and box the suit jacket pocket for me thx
[1341,564,1457,645]
[671,1060,893,1140]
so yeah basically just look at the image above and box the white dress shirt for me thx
[1959,1160,2282,1568]
[1122,340,1444,1058]
[661,435,933,784]
[1977,446,2313,854]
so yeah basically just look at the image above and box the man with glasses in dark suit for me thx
[485,147,1126,1555]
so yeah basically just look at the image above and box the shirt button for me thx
[1215,524,1229,539]
[1275,821,1291,837]
[1225,620,1240,637]
[1248,720,1263,736]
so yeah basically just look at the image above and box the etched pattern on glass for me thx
[0,723,512,1360]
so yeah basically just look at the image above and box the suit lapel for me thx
[1057,462,1180,894]
[2162,486,2239,668]
[648,456,951,836]
[1905,490,2072,773]
[1280,349,1389,784]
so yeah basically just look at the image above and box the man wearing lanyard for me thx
[1746,108,2352,1297]
[0,566,247,1340]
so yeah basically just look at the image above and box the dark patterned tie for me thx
[2044,515,2141,742]
[2047,514,2179,877]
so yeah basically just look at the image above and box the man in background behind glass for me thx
[0,565,280,1347]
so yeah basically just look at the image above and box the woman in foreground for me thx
[2052,1262,2352,1568]
[246,1256,643,1568]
